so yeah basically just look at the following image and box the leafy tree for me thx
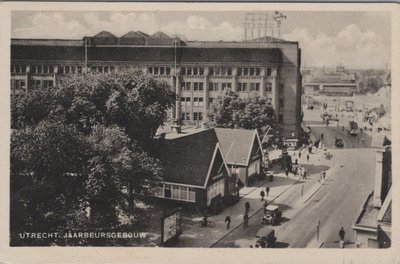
[10,71,173,245]
[207,92,277,143]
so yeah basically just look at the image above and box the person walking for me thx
[266,186,270,197]
[243,212,249,228]
[323,171,326,181]
[299,151,302,159]
[260,190,265,201]
[303,170,307,180]
[339,227,346,248]
[307,154,310,161]
[245,201,251,213]
[295,159,298,165]
[225,215,231,229]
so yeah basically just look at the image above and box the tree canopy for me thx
[207,92,279,146]
[10,71,174,245]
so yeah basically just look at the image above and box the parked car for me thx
[254,227,277,248]
[335,137,344,147]
[261,205,282,225]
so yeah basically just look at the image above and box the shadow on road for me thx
[301,164,330,175]
[274,241,290,248]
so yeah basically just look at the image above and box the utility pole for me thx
[317,220,320,242]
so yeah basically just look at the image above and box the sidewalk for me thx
[173,148,332,248]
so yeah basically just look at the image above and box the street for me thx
[211,108,376,248]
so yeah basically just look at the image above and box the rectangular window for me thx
[49,80,54,87]
[164,184,171,198]
[160,67,165,75]
[65,66,70,74]
[199,83,204,91]
[154,67,159,75]
[193,97,199,106]
[166,67,171,75]
[199,97,204,107]
[266,82,272,92]
[215,67,220,75]
[22,65,26,73]
[256,67,261,76]
[186,97,191,106]
[237,67,242,76]
[199,112,203,121]
[77,66,82,73]
[180,97,186,106]
[227,67,232,76]
[221,67,227,76]
[255,83,260,91]
[180,186,188,200]
[181,67,186,75]
[44,66,49,74]
[187,67,192,75]
[37,66,43,74]
[209,67,214,76]
[267,68,272,76]
[250,68,255,76]
[193,112,198,120]
[244,68,249,76]
[194,82,199,91]
[15,65,21,73]
[250,83,256,91]
[21,80,26,89]
[188,187,196,201]
[242,83,247,92]
[199,67,204,75]
[193,67,198,75]
[186,82,191,91]
[238,83,243,92]
[148,67,153,74]
[172,185,180,199]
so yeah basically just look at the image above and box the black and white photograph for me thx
[1,2,399,263]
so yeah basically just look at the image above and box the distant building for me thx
[302,64,357,96]
[352,141,391,248]
[11,31,302,139]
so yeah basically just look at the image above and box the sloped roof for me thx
[215,128,258,166]
[93,31,117,39]
[159,129,219,187]
[120,31,147,39]
[151,31,171,39]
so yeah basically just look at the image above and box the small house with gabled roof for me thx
[215,128,263,186]
[156,128,235,209]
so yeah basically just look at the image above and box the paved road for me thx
[212,123,376,248]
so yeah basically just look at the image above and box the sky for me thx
[11,10,391,69]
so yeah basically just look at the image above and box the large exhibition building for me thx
[10,31,302,138]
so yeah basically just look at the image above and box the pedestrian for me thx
[323,171,326,180]
[266,186,270,196]
[245,201,251,213]
[299,151,302,159]
[225,215,231,229]
[243,212,249,228]
[260,190,265,201]
[295,159,298,165]
[307,154,310,161]
[303,170,307,180]
[339,227,346,248]
[321,133,324,140]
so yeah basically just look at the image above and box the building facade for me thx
[11,31,302,138]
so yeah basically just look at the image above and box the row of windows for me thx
[154,183,196,202]
[11,64,84,74]
[237,82,273,92]
[181,97,204,107]
[12,79,54,90]
[148,66,171,75]
[181,67,204,76]
[181,82,204,91]
[181,112,203,121]
[12,64,275,77]
[209,82,232,91]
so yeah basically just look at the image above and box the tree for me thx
[10,71,172,245]
[207,92,277,143]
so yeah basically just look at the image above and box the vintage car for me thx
[254,227,277,248]
[261,205,282,226]
[335,137,344,147]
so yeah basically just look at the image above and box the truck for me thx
[348,121,358,136]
